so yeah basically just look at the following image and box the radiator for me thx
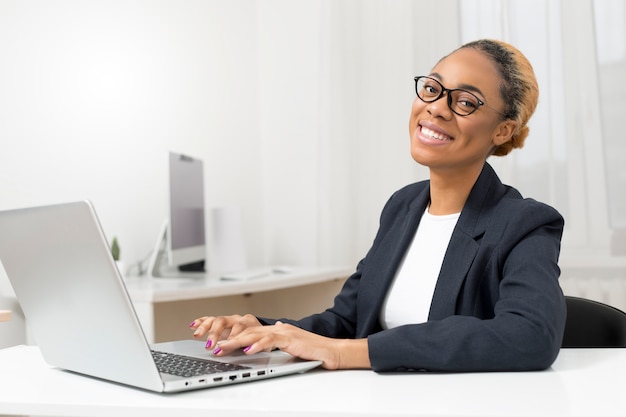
[559,264,626,312]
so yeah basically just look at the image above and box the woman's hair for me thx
[458,39,539,156]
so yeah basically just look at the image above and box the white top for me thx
[381,208,460,329]
[0,346,623,417]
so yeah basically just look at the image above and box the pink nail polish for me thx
[243,345,252,353]
[205,339,213,349]
[189,321,196,327]
[213,347,222,355]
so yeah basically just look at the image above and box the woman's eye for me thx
[424,84,440,95]
[457,96,479,109]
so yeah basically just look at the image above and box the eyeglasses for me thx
[414,76,504,117]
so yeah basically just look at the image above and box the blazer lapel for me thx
[356,185,430,335]
[428,163,505,320]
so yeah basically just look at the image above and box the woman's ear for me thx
[493,120,518,147]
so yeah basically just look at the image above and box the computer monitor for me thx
[148,152,206,277]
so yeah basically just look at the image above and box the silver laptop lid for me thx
[0,201,164,392]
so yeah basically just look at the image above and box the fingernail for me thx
[189,321,196,327]
[243,345,252,353]
[213,347,222,355]
[205,339,213,349]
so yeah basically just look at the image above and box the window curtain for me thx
[460,0,626,264]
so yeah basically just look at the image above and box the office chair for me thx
[562,296,626,347]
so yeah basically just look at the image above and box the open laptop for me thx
[0,201,321,393]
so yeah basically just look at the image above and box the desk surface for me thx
[0,345,624,417]
[124,266,353,303]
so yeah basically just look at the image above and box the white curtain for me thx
[259,0,462,267]
[459,0,626,264]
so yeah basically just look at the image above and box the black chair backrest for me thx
[562,296,626,348]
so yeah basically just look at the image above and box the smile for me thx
[421,126,452,142]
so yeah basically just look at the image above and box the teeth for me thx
[422,127,451,141]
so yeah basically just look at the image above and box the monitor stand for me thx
[147,219,206,278]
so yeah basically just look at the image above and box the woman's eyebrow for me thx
[429,72,444,81]
[457,83,486,98]
[429,72,486,98]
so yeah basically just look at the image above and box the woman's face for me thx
[409,47,515,174]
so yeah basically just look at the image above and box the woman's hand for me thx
[189,314,263,350]
[191,317,371,370]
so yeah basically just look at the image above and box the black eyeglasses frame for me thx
[413,76,504,117]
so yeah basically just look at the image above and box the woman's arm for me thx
[191,316,371,369]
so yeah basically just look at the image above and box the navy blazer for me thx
[263,163,566,372]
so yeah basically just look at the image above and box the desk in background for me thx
[0,346,623,417]
[124,266,352,342]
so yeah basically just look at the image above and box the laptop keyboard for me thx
[151,350,251,377]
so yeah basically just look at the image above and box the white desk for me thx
[0,346,623,417]
[124,266,352,342]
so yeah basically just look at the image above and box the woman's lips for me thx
[417,123,453,144]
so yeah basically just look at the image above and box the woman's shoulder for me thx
[470,164,560,221]
[499,186,564,225]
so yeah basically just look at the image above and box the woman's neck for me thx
[427,165,483,215]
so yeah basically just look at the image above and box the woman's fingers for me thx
[188,314,262,350]
[212,322,299,357]
[189,316,211,337]
[200,320,354,370]
[213,326,279,356]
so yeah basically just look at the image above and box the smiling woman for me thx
[189,39,566,373]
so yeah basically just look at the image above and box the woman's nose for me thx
[426,93,452,119]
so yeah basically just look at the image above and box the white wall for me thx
[0,1,266,269]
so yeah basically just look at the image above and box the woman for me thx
[190,39,566,372]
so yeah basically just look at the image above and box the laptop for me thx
[0,201,321,393]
